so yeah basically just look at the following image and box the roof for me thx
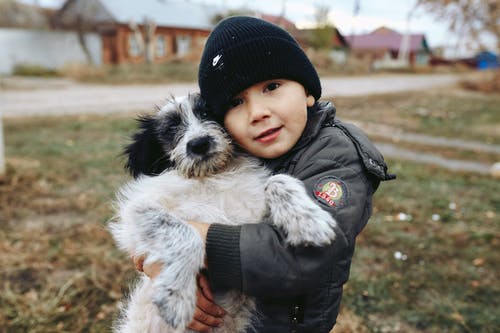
[347,27,429,52]
[0,1,52,28]
[259,13,297,31]
[57,0,221,30]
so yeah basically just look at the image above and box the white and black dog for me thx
[109,94,338,333]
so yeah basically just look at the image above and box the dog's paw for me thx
[148,236,204,329]
[265,174,338,246]
[152,281,197,329]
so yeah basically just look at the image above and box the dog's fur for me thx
[109,94,338,333]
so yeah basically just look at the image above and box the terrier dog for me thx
[109,94,338,333]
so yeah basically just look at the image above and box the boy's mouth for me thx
[255,126,282,143]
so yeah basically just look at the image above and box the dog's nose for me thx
[187,136,212,156]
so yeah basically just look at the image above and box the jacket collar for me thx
[262,100,336,171]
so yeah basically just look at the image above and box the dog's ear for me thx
[124,115,173,178]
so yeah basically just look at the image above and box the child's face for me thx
[223,79,315,159]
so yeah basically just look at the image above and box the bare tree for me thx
[310,4,334,50]
[417,0,500,91]
[416,0,500,52]
[128,18,157,64]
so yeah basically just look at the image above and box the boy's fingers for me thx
[186,318,212,333]
[189,305,223,328]
[132,255,144,272]
[143,261,163,279]
[196,275,227,317]
[195,287,226,318]
[198,274,214,301]
[132,255,163,279]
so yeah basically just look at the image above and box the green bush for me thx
[13,63,60,77]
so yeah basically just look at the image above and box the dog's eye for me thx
[167,113,182,128]
[158,113,182,139]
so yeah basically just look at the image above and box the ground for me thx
[0,75,498,333]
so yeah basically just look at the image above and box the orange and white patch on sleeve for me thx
[313,177,348,208]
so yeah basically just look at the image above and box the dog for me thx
[108,93,338,333]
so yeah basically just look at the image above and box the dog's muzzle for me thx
[187,136,214,156]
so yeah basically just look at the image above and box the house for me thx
[475,51,499,70]
[0,2,101,74]
[52,0,222,65]
[259,13,298,33]
[0,1,53,29]
[347,27,432,67]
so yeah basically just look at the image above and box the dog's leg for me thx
[264,174,338,246]
[114,276,174,333]
[130,203,204,330]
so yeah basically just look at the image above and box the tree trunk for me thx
[0,111,5,176]
[77,15,93,64]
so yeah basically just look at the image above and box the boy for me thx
[140,16,394,332]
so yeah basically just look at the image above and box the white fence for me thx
[0,28,102,74]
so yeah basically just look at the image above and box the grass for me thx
[9,62,200,85]
[346,160,499,332]
[13,64,60,77]
[60,62,199,85]
[331,90,500,145]
[1,91,498,332]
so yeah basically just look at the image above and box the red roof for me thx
[259,13,297,31]
[347,27,428,52]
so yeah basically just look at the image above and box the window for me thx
[155,35,167,57]
[176,35,191,57]
[128,33,142,57]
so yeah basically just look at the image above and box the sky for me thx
[29,0,476,57]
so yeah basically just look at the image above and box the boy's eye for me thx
[229,98,243,109]
[265,82,280,92]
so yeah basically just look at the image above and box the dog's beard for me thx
[171,144,234,178]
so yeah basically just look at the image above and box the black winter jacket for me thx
[206,101,394,333]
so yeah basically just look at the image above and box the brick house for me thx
[53,0,221,65]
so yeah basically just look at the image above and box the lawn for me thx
[0,91,498,332]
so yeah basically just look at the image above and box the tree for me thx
[128,18,157,64]
[418,0,500,91]
[310,4,334,50]
[416,0,500,53]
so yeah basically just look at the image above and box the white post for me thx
[0,110,5,176]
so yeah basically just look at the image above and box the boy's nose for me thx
[248,99,271,123]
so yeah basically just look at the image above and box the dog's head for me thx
[124,93,233,179]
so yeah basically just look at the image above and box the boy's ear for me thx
[123,115,173,178]
[306,94,315,107]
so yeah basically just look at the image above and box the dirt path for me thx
[2,73,496,176]
[1,73,471,118]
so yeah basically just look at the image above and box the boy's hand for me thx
[187,274,226,332]
[132,255,163,279]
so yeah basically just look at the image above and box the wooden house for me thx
[52,0,221,65]
[347,27,432,67]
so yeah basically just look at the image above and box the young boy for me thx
[141,16,394,333]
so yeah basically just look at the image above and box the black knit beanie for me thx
[198,16,321,119]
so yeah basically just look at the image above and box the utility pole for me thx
[398,9,413,65]
[349,0,360,46]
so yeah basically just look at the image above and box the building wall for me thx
[0,28,102,74]
[103,25,209,65]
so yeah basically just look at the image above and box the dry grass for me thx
[1,90,498,332]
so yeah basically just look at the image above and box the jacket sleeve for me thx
[206,127,375,297]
